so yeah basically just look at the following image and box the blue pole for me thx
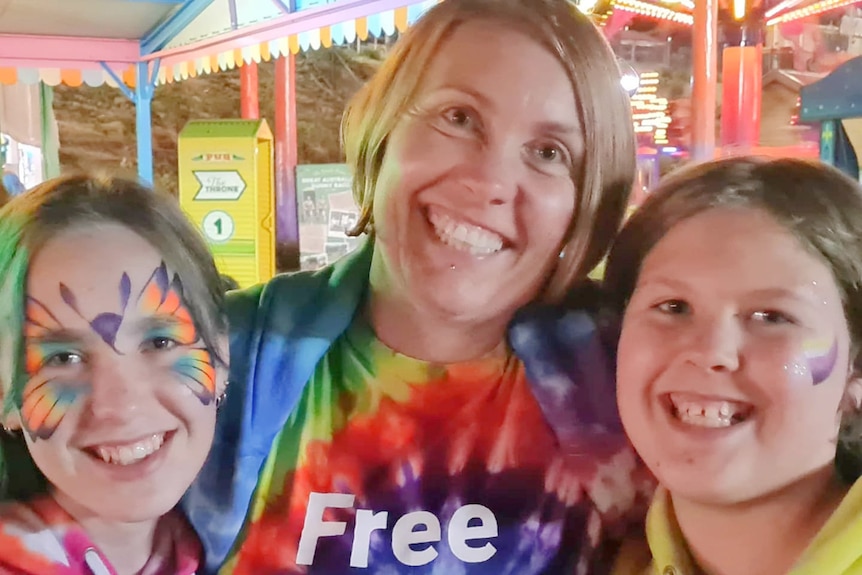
[135,62,155,185]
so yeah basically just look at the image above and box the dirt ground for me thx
[52,47,383,197]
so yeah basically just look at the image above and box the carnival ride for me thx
[800,54,862,178]
[2,0,856,180]
[0,0,439,281]
[596,0,862,158]
[0,0,859,281]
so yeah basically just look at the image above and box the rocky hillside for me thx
[53,47,385,196]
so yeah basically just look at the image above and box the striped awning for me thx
[0,0,437,87]
[157,2,435,84]
[0,65,138,88]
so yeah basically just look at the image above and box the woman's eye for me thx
[751,310,792,325]
[656,300,690,315]
[534,144,564,163]
[526,142,573,175]
[443,107,473,128]
[142,336,179,352]
[44,352,83,368]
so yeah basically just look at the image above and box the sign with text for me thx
[193,170,247,201]
[296,163,362,271]
[178,120,275,289]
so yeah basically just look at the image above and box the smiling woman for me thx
[0,174,229,575]
[182,1,647,574]
[362,19,583,361]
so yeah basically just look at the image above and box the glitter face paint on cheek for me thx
[803,337,838,385]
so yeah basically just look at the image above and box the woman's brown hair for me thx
[342,0,636,302]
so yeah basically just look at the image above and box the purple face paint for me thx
[22,263,210,442]
[60,272,131,352]
[803,337,838,385]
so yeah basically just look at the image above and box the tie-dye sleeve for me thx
[509,305,652,552]
[181,282,267,571]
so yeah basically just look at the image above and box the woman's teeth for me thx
[669,395,750,428]
[94,433,166,466]
[428,210,504,256]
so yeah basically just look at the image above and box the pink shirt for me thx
[0,496,201,575]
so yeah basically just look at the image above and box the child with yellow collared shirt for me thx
[606,157,862,575]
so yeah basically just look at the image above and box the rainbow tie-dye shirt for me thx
[0,495,201,574]
[221,317,642,574]
[183,240,649,574]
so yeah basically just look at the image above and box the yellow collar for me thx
[645,480,862,575]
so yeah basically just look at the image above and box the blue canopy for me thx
[800,56,862,122]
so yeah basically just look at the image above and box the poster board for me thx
[296,163,362,271]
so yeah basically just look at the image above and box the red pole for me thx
[240,61,260,119]
[691,0,719,162]
[720,22,763,151]
[275,54,299,271]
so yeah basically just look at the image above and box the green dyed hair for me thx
[0,211,28,418]
[0,174,228,499]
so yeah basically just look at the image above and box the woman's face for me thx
[17,223,226,523]
[370,20,581,325]
[617,207,857,506]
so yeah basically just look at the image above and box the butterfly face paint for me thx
[135,263,216,404]
[18,223,227,528]
[22,298,91,440]
[803,337,838,385]
[171,349,216,404]
[21,261,218,440]
[60,273,131,353]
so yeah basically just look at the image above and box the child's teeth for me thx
[670,395,749,429]
[94,433,165,466]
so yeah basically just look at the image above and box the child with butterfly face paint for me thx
[0,175,229,575]
[605,157,862,575]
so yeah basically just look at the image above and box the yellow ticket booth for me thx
[178,119,275,289]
